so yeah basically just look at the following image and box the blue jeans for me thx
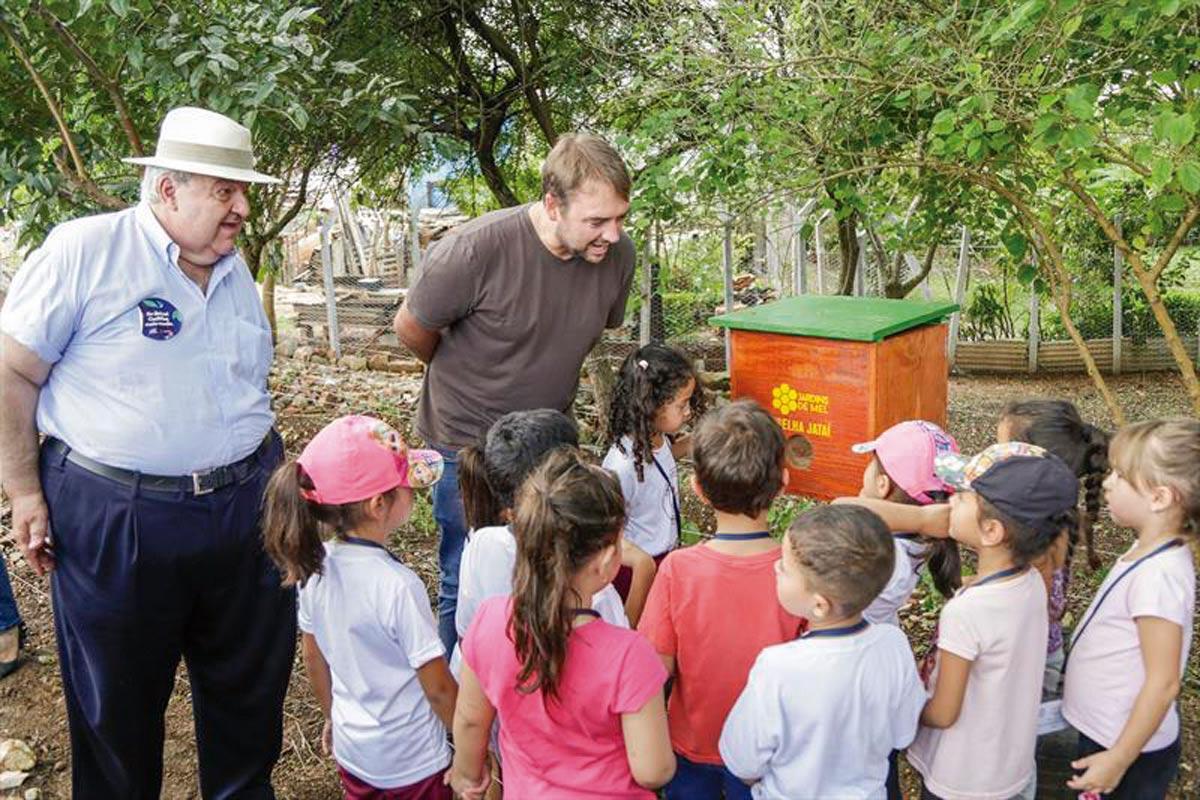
[1076,732,1179,799]
[0,556,20,633]
[432,447,468,655]
[664,753,753,800]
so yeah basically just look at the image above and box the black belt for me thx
[44,433,277,496]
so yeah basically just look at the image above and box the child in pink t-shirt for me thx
[907,443,1079,800]
[447,448,674,800]
[1063,419,1199,799]
[637,400,806,800]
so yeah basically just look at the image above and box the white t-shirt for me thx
[1063,541,1195,751]
[864,535,928,627]
[719,623,926,800]
[297,540,450,789]
[602,437,679,556]
[452,524,629,674]
[907,569,1048,800]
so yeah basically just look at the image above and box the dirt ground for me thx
[1,365,1197,799]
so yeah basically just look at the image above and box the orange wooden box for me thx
[711,296,958,501]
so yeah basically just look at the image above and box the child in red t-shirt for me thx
[638,399,807,800]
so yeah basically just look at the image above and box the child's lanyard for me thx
[801,618,870,639]
[712,531,772,541]
[1064,538,1184,672]
[968,565,1026,589]
[341,535,404,565]
[651,455,683,540]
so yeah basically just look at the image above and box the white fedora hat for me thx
[123,106,281,184]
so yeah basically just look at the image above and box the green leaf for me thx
[1178,161,1200,194]
[1003,232,1028,260]
[931,109,957,135]
[1061,15,1083,37]
[1064,83,1098,119]
[967,139,983,159]
[1150,157,1173,189]
[108,0,129,17]
[173,51,201,67]
[1017,262,1038,284]
[1164,113,1196,148]
[1158,0,1180,14]
[1065,124,1096,149]
[211,53,239,71]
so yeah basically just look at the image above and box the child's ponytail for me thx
[925,538,962,598]
[1078,423,1110,569]
[263,457,394,587]
[262,459,326,587]
[1000,399,1110,571]
[509,448,625,698]
[607,343,705,480]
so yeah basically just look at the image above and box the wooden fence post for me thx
[855,231,866,296]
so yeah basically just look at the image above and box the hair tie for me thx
[300,487,321,503]
[637,359,649,370]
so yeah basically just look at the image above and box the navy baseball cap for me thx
[936,442,1079,535]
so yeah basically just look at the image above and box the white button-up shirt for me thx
[1,203,273,473]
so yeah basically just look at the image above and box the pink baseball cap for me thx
[296,415,443,505]
[851,420,959,505]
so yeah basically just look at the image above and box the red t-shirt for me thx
[463,596,667,798]
[637,544,807,764]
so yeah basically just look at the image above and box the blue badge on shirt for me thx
[138,297,183,340]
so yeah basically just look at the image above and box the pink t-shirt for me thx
[1063,541,1196,751]
[462,596,667,799]
[637,544,807,764]
[907,569,1048,800]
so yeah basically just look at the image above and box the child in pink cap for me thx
[851,420,963,628]
[262,415,456,800]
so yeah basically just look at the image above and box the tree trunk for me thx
[835,211,859,295]
[262,270,277,346]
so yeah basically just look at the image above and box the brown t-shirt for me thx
[406,204,635,450]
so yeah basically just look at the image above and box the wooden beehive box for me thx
[710,296,958,500]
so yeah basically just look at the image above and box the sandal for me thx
[0,622,27,680]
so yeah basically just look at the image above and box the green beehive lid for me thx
[709,296,959,342]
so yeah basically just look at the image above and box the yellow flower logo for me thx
[772,383,800,415]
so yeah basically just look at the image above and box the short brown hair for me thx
[541,133,631,204]
[692,400,785,517]
[787,505,894,615]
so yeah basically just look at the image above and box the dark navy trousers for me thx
[41,435,296,800]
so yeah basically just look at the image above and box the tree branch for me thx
[33,2,144,155]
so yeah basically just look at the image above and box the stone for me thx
[340,355,368,371]
[275,336,299,358]
[0,771,29,790]
[700,370,730,391]
[383,359,423,375]
[293,346,314,362]
[24,788,41,800]
[366,354,391,372]
[0,740,35,772]
[309,354,329,365]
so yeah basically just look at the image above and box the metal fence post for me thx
[1028,271,1040,373]
[815,212,827,294]
[1112,216,1123,375]
[320,211,342,360]
[947,226,970,366]
[639,227,653,346]
[855,232,866,296]
[722,214,735,371]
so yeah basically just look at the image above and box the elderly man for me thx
[0,107,294,799]
[393,133,636,653]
